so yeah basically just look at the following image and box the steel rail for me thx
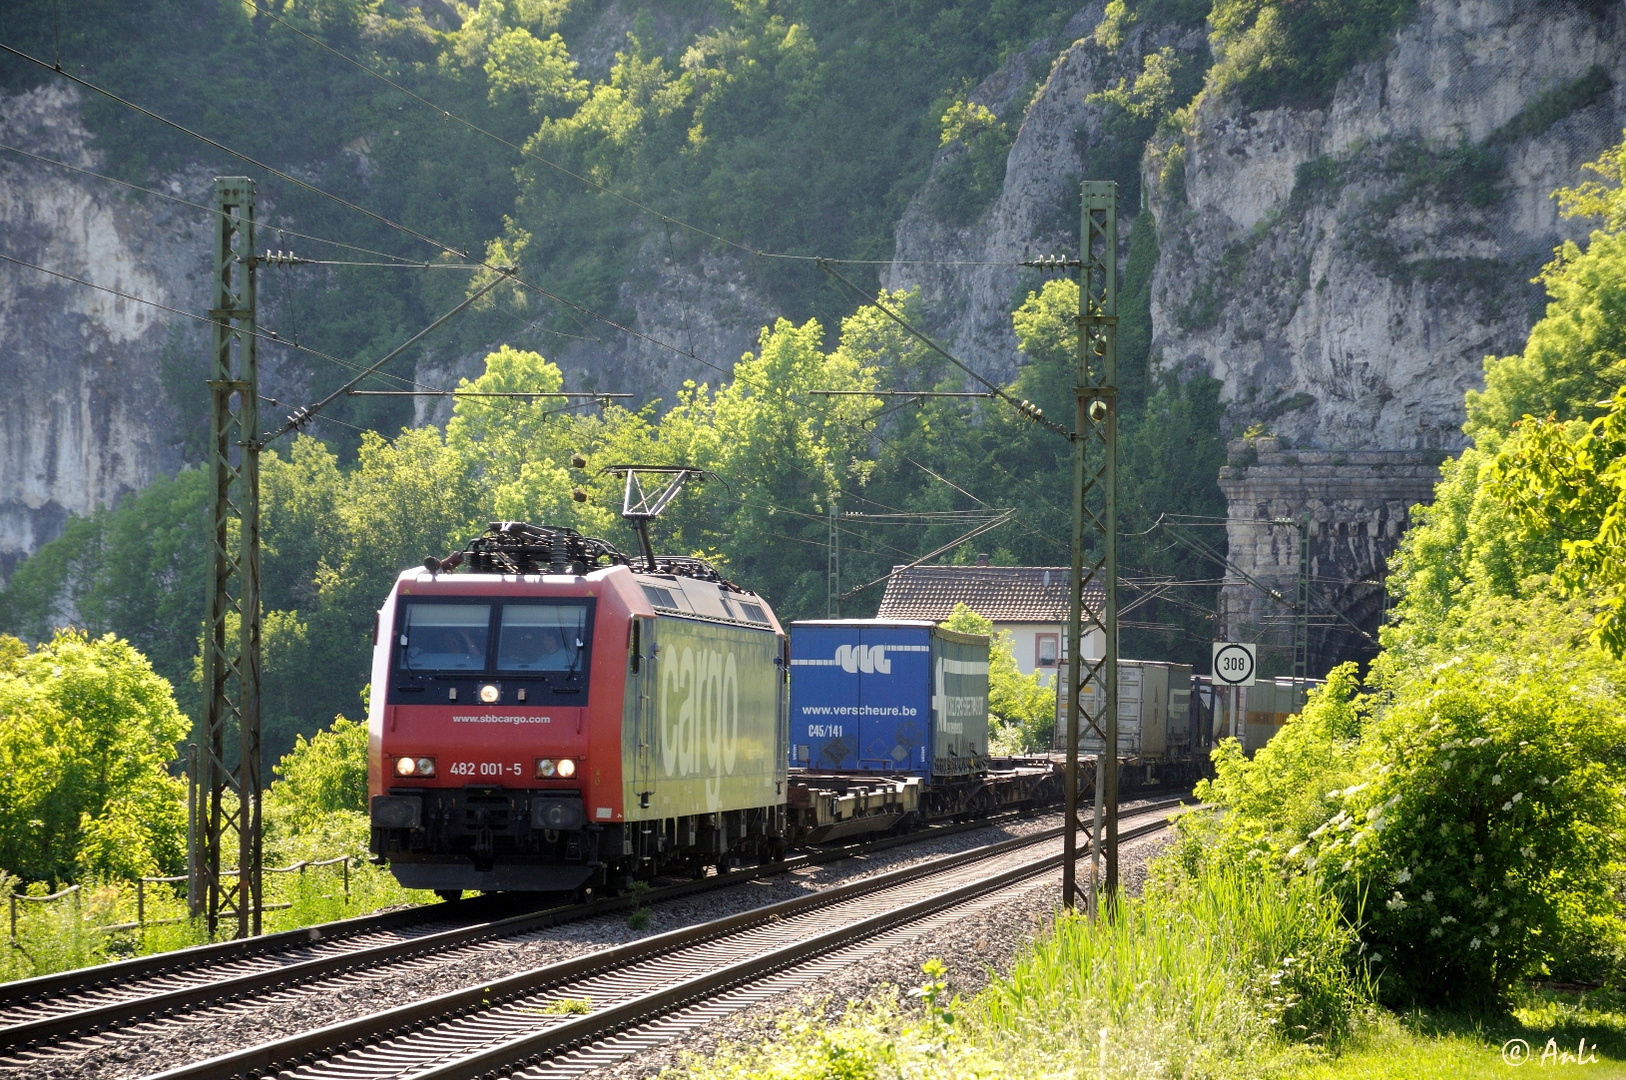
[438,811,1183,1080]
[145,800,1188,1080]
[0,893,515,1012]
[0,792,1167,1048]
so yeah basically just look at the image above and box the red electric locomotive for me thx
[367,520,789,898]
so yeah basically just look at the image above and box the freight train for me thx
[366,520,1058,898]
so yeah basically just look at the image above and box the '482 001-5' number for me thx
[449,761,523,777]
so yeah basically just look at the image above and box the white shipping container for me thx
[1053,658,1194,761]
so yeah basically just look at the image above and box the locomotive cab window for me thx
[398,604,490,671]
[392,599,595,688]
[498,604,589,672]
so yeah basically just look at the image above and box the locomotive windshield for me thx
[497,604,588,672]
[395,599,592,675]
[399,604,489,671]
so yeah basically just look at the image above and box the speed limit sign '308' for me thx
[1211,642,1256,687]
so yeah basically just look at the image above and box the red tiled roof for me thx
[875,565,1103,624]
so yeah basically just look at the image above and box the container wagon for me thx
[1053,657,1198,787]
[1237,677,1314,754]
[787,619,1059,839]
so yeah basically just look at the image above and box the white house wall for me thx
[995,622,1101,686]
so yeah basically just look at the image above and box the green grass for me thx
[3,856,430,984]
[1296,990,1626,1078]
[658,852,1626,1080]
[661,864,1367,1079]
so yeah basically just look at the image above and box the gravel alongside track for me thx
[576,831,1171,1080]
[0,802,1177,1080]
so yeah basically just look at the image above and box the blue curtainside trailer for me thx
[787,619,989,778]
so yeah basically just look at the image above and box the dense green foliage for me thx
[1312,656,1626,1004]
[0,472,210,718]
[0,631,188,883]
[1,0,1088,420]
[1180,133,1626,1007]
[1206,0,1417,110]
[1193,603,1626,1005]
[264,715,369,834]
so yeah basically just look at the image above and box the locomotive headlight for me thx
[479,683,500,704]
[416,756,437,777]
[535,758,557,778]
[557,758,577,778]
[395,755,436,778]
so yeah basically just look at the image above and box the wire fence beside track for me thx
[5,854,355,945]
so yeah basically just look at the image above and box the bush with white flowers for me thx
[1294,657,1626,1005]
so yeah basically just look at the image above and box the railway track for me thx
[136,799,1189,1080]
[0,795,1180,1053]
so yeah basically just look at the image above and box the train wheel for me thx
[435,889,463,903]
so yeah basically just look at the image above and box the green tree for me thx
[1190,663,1365,865]
[0,469,209,717]
[1308,654,1626,1004]
[484,27,588,115]
[1207,0,1418,110]
[264,715,370,836]
[444,345,619,534]
[0,631,188,883]
[1465,132,1626,438]
[1488,391,1626,656]
[1388,132,1626,659]
[940,603,1052,752]
[655,316,878,617]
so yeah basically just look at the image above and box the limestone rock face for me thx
[0,85,206,581]
[0,85,316,582]
[1150,0,1626,453]
[882,5,1208,380]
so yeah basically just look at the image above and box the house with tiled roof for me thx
[875,555,1104,685]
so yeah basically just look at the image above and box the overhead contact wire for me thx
[0,251,440,395]
[0,142,432,265]
[816,259,1072,440]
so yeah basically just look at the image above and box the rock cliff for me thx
[886,0,1626,671]
[0,84,319,581]
[0,85,206,581]
[1152,0,1625,454]
[5,1,1625,672]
